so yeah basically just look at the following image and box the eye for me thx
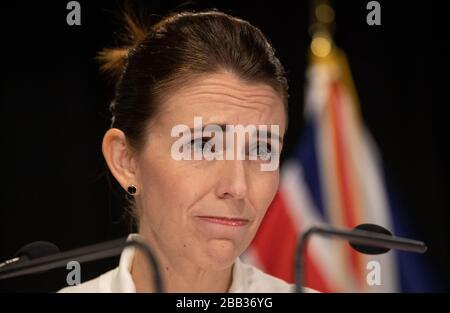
[190,137,214,152]
[249,142,272,160]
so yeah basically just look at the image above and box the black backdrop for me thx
[0,0,449,292]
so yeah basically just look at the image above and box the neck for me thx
[130,232,234,293]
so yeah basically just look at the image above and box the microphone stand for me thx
[294,225,427,293]
[0,237,164,293]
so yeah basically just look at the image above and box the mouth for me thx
[195,216,250,227]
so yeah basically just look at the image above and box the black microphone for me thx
[0,237,164,293]
[349,223,393,255]
[294,223,428,293]
[0,241,59,269]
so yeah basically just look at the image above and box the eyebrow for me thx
[188,123,284,144]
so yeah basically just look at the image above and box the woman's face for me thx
[134,71,287,271]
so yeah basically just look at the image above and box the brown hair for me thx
[98,9,289,152]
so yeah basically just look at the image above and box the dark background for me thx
[0,0,448,292]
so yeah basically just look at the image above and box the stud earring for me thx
[127,185,137,195]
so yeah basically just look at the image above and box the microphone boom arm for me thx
[294,225,427,293]
[0,237,164,292]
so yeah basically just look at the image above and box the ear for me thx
[102,128,140,195]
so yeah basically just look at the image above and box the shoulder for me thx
[231,258,318,293]
[240,261,294,292]
[58,235,138,293]
[58,268,117,293]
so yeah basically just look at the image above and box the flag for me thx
[243,46,401,292]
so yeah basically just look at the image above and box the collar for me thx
[111,234,248,292]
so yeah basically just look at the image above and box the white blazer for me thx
[59,234,314,293]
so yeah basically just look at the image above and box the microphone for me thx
[0,241,59,269]
[294,223,427,293]
[349,223,392,255]
[0,237,164,293]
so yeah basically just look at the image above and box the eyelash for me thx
[189,137,273,157]
[191,137,213,151]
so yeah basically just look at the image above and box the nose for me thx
[215,159,248,200]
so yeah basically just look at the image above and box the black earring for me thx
[127,185,137,195]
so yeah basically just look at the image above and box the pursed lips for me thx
[195,215,250,226]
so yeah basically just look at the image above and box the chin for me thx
[200,239,241,270]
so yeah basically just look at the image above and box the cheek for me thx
[136,154,204,227]
[252,171,280,218]
[135,156,179,226]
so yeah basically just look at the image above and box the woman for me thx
[60,9,310,293]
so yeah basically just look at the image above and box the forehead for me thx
[155,71,287,133]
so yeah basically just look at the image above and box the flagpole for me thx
[309,0,335,58]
